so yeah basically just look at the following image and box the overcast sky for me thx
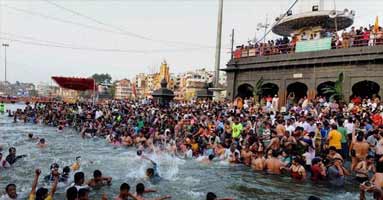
[0,0,382,84]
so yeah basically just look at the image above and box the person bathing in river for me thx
[6,147,26,165]
[135,183,171,200]
[87,170,112,188]
[141,155,161,182]
[67,172,89,191]
[71,156,81,172]
[206,192,234,200]
[200,154,215,165]
[0,184,20,200]
[264,150,284,175]
[28,133,39,141]
[44,163,60,182]
[114,183,139,200]
[37,138,47,148]
[0,152,10,170]
[29,169,59,200]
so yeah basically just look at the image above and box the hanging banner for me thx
[296,38,332,53]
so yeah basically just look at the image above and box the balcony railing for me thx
[233,34,383,59]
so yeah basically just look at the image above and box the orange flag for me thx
[374,16,379,33]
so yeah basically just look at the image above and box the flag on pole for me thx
[374,16,379,33]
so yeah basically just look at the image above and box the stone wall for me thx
[224,45,383,105]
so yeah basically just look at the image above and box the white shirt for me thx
[344,122,354,134]
[285,125,295,135]
[186,149,193,159]
[95,110,103,119]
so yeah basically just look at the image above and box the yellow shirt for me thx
[29,194,53,200]
[328,130,342,150]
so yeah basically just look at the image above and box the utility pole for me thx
[2,43,9,84]
[214,0,223,88]
[256,14,270,43]
[230,28,235,60]
[263,15,268,43]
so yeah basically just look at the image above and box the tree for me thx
[323,72,344,102]
[110,81,118,98]
[253,77,264,103]
[91,73,112,84]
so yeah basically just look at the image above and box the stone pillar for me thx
[343,73,351,102]
[279,79,286,108]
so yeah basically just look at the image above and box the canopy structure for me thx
[152,79,174,107]
[272,10,355,36]
[52,76,95,91]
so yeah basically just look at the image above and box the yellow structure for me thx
[154,60,170,89]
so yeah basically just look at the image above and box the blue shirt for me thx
[320,127,330,140]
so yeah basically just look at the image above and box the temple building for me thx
[224,0,383,105]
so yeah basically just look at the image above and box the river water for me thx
[0,104,361,200]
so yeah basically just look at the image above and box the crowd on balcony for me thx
[234,25,383,59]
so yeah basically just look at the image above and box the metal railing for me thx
[234,34,383,59]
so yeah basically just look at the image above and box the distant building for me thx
[130,65,227,100]
[98,81,112,99]
[133,73,147,97]
[115,79,132,99]
[0,81,36,97]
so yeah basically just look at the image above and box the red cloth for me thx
[311,165,324,181]
[52,76,95,91]
[352,96,362,105]
[372,113,383,127]
[234,49,242,59]
[363,31,370,40]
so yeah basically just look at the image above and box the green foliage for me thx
[91,73,112,84]
[323,72,344,101]
[253,77,271,103]
[110,81,117,98]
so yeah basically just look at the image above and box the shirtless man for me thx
[372,163,383,189]
[87,170,112,188]
[276,120,286,137]
[351,134,370,171]
[376,132,383,171]
[251,151,265,171]
[28,133,39,141]
[214,144,226,160]
[264,150,284,174]
[37,138,48,148]
[114,183,138,200]
[240,146,252,166]
[122,134,133,146]
[327,146,343,162]
[6,147,27,165]
[355,155,376,183]
[135,183,171,200]
[200,155,215,165]
[267,131,280,152]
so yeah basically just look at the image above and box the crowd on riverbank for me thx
[1,94,383,199]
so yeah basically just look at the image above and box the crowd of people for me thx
[234,25,383,58]
[1,93,383,199]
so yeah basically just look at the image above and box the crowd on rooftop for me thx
[234,25,383,58]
